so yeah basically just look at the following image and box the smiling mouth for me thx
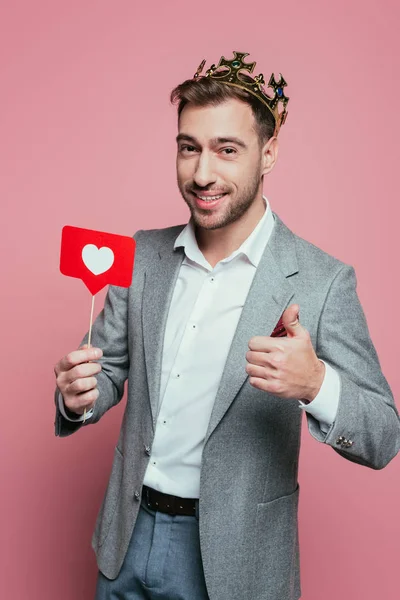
[191,191,227,202]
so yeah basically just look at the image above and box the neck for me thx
[195,194,266,268]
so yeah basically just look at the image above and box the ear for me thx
[261,136,279,176]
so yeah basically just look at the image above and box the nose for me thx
[193,151,216,188]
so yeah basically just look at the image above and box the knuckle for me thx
[65,353,75,368]
[269,380,280,394]
[271,352,283,365]
[91,363,101,375]
[74,365,84,379]
[75,379,86,392]
[269,383,278,394]
[268,357,277,369]
[56,375,66,391]
[261,355,270,367]
[87,388,99,403]
[64,398,76,412]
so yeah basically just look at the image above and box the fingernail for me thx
[93,349,102,358]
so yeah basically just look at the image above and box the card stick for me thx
[83,295,95,423]
[88,294,95,348]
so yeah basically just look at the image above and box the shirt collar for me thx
[174,196,275,268]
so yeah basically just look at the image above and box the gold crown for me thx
[193,51,289,136]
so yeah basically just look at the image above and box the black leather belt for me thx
[142,485,198,516]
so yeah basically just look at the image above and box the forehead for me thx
[178,98,257,141]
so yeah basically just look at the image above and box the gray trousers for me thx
[95,500,210,599]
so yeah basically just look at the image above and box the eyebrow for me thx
[176,134,248,149]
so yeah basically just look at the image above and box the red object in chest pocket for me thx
[271,311,300,337]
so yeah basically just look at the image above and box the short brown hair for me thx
[170,75,276,145]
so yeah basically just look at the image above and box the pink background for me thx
[1,1,399,598]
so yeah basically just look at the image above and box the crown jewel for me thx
[193,51,289,135]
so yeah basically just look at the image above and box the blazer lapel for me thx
[204,213,299,444]
[142,233,185,428]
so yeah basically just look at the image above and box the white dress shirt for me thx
[59,197,340,497]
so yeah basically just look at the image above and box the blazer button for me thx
[336,436,345,445]
[144,445,151,456]
[134,491,140,501]
[344,440,353,448]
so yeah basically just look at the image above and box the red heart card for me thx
[60,226,136,295]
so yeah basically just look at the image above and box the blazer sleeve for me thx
[305,263,400,469]
[54,231,142,438]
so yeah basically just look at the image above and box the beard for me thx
[177,169,262,231]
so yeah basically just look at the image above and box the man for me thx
[54,51,400,600]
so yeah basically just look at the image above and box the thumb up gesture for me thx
[245,304,325,402]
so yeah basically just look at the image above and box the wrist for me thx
[303,359,325,403]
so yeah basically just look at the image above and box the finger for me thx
[248,336,286,352]
[58,348,103,372]
[66,388,99,415]
[282,305,305,338]
[246,363,277,380]
[249,376,282,395]
[246,350,279,369]
[56,362,101,391]
[66,362,102,384]
[67,376,98,395]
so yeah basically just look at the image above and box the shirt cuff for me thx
[298,360,340,431]
[57,391,94,422]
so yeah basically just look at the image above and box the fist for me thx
[54,345,103,415]
[245,304,325,401]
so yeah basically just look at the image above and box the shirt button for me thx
[134,491,140,501]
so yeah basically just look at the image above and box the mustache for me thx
[186,183,230,194]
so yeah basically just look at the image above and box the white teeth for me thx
[196,194,224,201]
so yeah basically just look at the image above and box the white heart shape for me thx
[82,244,114,275]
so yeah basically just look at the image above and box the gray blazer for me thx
[55,211,400,600]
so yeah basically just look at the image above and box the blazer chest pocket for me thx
[252,485,300,599]
[94,446,124,548]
